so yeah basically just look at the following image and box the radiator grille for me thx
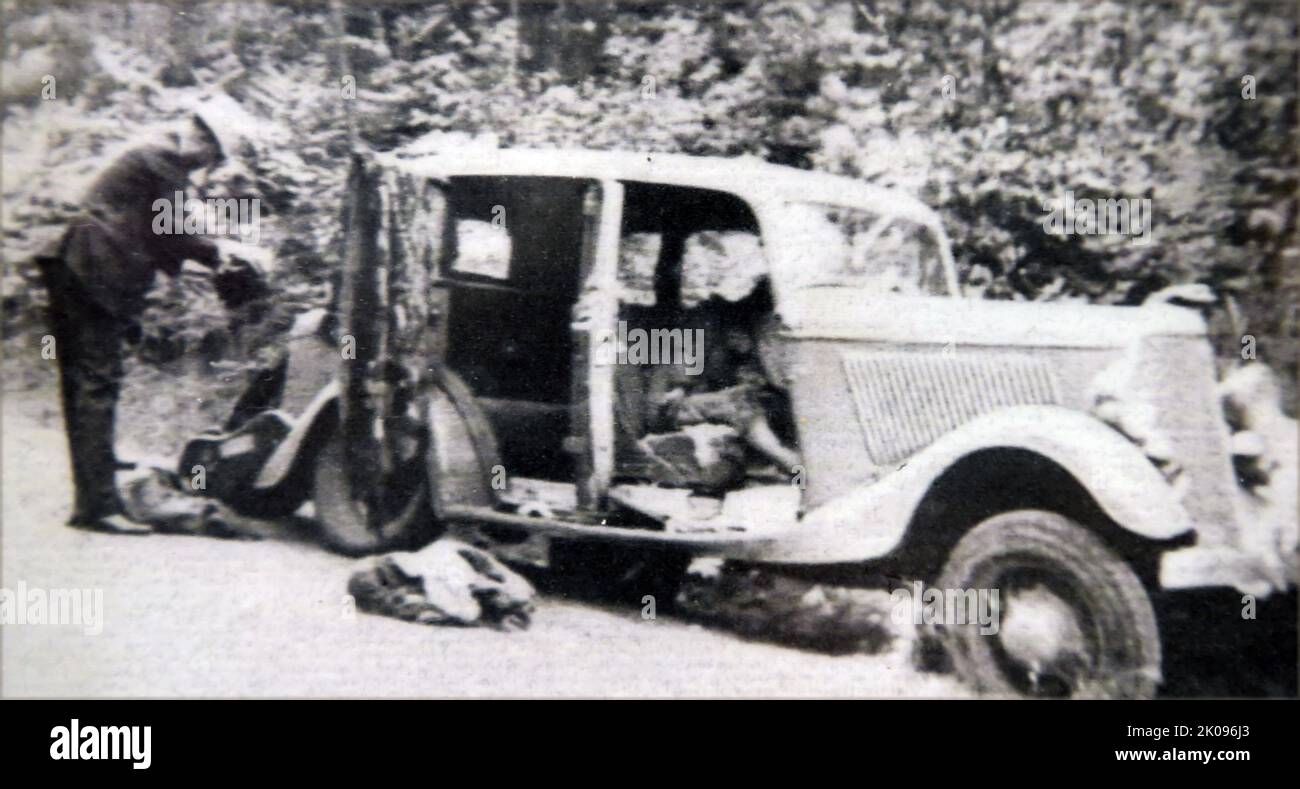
[1130,335,1240,542]
[842,351,1062,465]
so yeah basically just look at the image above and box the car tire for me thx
[934,509,1161,699]
[312,427,436,556]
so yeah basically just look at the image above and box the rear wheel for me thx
[934,510,1161,698]
[312,421,436,556]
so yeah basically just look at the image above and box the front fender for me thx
[760,405,1192,564]
[253,381,339,490]
[254,368,498,502]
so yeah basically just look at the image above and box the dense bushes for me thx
[2,0,1295,408]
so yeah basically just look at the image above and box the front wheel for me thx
[934,510,1161,698]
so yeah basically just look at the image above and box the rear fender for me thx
[425,369,502,517]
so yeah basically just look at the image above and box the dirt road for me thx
[1,388,966,698]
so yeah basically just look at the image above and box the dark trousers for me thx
[37,258,131,522]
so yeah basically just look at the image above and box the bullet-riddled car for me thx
[190,148,1293,698]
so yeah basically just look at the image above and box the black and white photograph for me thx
[0,0,1296,717]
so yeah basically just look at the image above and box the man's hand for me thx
[211,241,271,309]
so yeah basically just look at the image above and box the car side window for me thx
[793,203,949,297]
[451,219,512,280]
[678,230,766,306]
[618,231,660,305]
[617,181,768,307]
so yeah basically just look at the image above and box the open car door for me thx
[315,156,449,554]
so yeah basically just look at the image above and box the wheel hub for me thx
[998,583,1089,685]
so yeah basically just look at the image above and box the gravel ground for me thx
[1,387,968,698]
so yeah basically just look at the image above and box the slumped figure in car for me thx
[637,301,800,491]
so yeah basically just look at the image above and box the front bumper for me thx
[1160,544,1295,597]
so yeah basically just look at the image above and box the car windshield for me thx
[785,202,951,296]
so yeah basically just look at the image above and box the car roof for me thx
[378,147,942,225]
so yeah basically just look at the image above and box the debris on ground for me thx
[119,463,265,540]
[674,557,898,655]
[348,539,536,630]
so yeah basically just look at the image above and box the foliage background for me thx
[3,0,1297,429]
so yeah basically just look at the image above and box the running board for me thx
[441,504,789,550]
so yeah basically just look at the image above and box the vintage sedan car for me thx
[190,148,1290,698]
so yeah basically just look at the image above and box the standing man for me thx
[35,113,232,533]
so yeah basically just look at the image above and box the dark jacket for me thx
[40,145,221,318]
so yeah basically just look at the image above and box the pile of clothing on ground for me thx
[347,540,536,630]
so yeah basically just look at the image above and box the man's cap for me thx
[178,93,293,162]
